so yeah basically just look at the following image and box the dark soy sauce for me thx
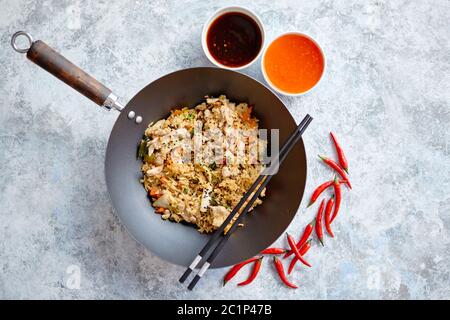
[207,12,262,67]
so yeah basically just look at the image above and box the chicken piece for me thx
[153,191,173,208]
[220,105,234,125]
[206,97,219,104]
[180,210,196,224]
[200,185,212,212]
[222,166,232,178]
[222,165,239,178]
[204,109,212,119]
[210,206,230,228]
[148,120,169,136]
[195,102,207,111]
[146,165,163,176]
[147,144,155,156]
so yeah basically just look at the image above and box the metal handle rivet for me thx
[127,111,136,119]
[135,116,143,124]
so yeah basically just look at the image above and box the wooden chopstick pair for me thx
[179,114,313,290]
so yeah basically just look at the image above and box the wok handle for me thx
[11,31,123,112]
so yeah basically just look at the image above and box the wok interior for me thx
[105,68,307,268]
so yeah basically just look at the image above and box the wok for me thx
[11,31,307,268]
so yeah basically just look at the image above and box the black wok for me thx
[11,31,307,268]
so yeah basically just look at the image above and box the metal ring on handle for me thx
[11,31,34,53]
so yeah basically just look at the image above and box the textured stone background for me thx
[0,0,449,299]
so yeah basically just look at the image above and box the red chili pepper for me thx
[273,257,297,289]
[315,199,325,246]
[331,177,341,223]
[325,197,334,237]
[307,180,333,207]
[260,247,287,255]
[318,155,352,189]
[223,256,261,286]
[308,179,347,207]
[288,240,312,274]
[330,132,349,174]
[287,233,312,267]
[283,222,313,259]
[237,257,263,286]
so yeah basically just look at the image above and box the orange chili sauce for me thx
[263,34,324,94]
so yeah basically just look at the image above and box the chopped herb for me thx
[209,162,218,170]
[137,139,147,159]
[183,188,189,194]
[210,194,218,206]
[211,175,219,185]
[143,154,155,163]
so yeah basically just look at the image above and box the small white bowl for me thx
[201,6,265,70]
[261,32,326,96]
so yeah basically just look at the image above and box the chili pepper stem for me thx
[308,200,317,208]
[308,201,321,208]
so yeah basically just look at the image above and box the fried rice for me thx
[139,95,266,233]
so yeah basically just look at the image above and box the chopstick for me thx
[179,114,311,284]
[179,114,313,290]
[186,115,313,290]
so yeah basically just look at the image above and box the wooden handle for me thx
[26,40,112,106]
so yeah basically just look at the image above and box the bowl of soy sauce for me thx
[202,6,265,70]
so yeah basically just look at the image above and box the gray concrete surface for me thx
[0,0,449,299]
